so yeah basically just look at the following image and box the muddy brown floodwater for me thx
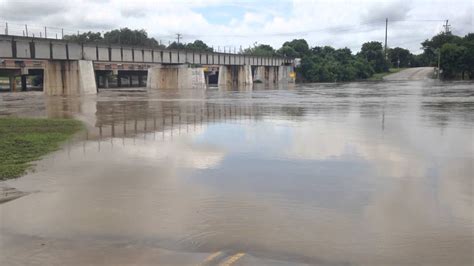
[1,81,473,266]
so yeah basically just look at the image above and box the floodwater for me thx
[0,80,473,266]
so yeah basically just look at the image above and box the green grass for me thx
[368,68,407,81]
[0,118,83,180]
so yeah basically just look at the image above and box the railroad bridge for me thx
[0,35,295,95]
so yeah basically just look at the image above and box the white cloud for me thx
[0,0,471,53]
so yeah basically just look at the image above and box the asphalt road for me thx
[383,67,435,81]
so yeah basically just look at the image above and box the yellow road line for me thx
[219,253,245,266]
[199,251,223,265]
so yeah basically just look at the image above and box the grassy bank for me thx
[368,68,407,81]
[0,118,83,180]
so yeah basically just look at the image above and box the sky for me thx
[0,0,472,54]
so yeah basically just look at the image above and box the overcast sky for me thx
[0,0,472,54]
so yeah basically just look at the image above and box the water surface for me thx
[1,81,473,265]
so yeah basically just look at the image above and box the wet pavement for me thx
[383,67,434,81]
[0,80,473,265]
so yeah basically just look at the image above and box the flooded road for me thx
[1,80,473,265]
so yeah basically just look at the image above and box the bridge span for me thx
[0,35,295,95]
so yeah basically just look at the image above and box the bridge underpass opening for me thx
[0,69,43,93]
[95,70,148,90]
[205,67,219,86]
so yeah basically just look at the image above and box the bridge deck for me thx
[0,35,292,66]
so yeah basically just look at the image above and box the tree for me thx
[64,28,163,48]
[440,43,466,79]
[167,41,186,50]
[185,40,213,52]
[103,28,159,47]
[421,32,462,66]
[277,45,298,58]
[64,31,102,43]
[387,47,413,68]
[358,41,389,73]
[352,58,374,79]
[462,33,474,79]
[244,44,276,56]
[278,39,310,58]
[299,45,374,82]
[334,48,353,64]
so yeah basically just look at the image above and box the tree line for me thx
[64,28,473,81]
[64,28,213,52]
[419,32,474,79]
[247,32,473,81]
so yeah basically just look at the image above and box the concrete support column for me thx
[253,66,265,83]
[278,65,296,84]
[21,75,27,91]
[43,60,97,95]
[104,75,109,88]
[78,60,97,94]
[218,66,230,87]
[9,76,16,92]
[268,66,278,84]
[238,65,253,85]
[147,64,206,89]
[219,65,252,87]
[253,66,279,84]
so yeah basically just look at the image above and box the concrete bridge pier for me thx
[43,60,97,95]
[147,64,206,89]
[266,66,278,84]
[20,75,27,91]
[8,75,16,92]
[278,65,296,83]
[253,66,264,83]
[218,65,252,87]
[252,66,280,84]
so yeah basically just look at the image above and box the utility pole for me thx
[384,18,388,60]
[176,33,182,44]
[444,19,450,33]
[5,22,7,35]
[437,48,441,79]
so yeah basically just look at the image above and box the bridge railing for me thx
[0,21,82,41]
